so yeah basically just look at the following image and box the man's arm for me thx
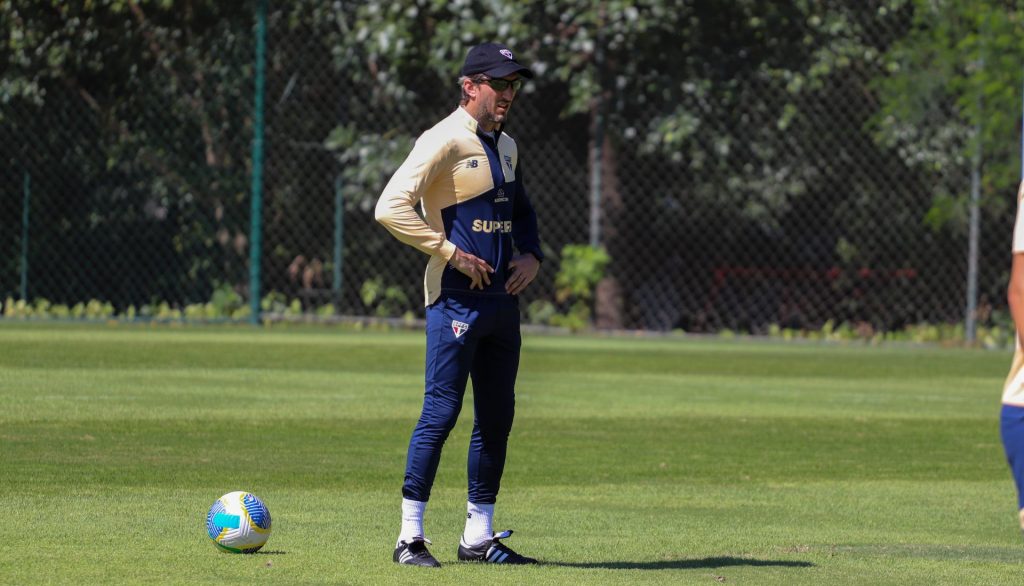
[1009,255,1024,347]
[507,163,541,295]
[374,136,457,261]
[1010,181,1024,345]
[375,133,493,289]
[509,164,542,263]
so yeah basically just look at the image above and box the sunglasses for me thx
[481,77,523,92]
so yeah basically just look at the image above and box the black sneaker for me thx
[457,530,538,564]
[394,538,441,567]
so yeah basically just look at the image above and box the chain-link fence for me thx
[0,2,1015,335]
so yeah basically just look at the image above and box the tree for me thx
[872,0,1024,324]
[873,0,1024,225]
[2,0,254,307]
[507,0,918,329]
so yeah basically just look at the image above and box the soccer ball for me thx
[206,491,272,553]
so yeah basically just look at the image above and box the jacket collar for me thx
[455,106,503,139]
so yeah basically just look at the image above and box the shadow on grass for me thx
[255,550,288,555]
[547,556,815,570]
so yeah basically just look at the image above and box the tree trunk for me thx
[592,131,624,329]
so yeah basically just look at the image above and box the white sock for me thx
[463,501,494,547]
[398,498,426,545]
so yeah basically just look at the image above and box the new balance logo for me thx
[465,159,479,168]
[452,320,470,338]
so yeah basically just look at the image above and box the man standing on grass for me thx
[1003,179,1024,535]
[375,42,543,567]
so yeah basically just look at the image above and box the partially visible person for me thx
[1003,179,1024,534]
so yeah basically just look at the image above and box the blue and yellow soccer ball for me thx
[206,491,272,553]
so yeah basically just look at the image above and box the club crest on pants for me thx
[451,320,470,338]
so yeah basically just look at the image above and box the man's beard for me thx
[483,102,509,126]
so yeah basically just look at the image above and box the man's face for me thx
[475,75,521,128]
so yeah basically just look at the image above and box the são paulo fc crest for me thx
[451,320,470,338]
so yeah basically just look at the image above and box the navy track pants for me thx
[1002,404,1024,509]
[402,293,521,504]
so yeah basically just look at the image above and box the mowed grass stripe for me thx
[0,366,999,422]
[2,415,1005,490]
[1,328,1004,423]
[0,323,1005,379]
[0,377,1002,429]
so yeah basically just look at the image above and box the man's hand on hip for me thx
[450,248,494,290]
[506,254,540,295]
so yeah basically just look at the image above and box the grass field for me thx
[1,322,1022,584]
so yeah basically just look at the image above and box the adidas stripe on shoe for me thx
[393,538,441,568]
[457,530,538,565]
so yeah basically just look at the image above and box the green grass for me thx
[0,322,1022,584]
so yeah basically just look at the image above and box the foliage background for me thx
[2,0,1023,333]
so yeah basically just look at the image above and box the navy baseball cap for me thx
[461,43,534,79]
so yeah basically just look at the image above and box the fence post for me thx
[965,118,981,343]
[248,0,268,325]
[333,175,344,309]
[20,169,30,301]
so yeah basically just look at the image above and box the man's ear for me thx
[462,78,479,101]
